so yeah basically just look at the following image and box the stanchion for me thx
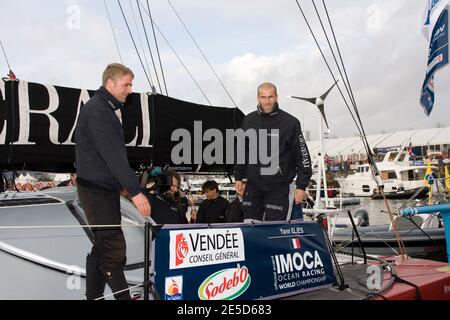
[144,221,150,300]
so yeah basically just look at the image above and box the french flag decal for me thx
[291,237,301,249]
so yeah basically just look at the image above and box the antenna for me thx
[0,41,12,70]
[0,41,16,80]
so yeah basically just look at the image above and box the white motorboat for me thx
[336,150,438,197]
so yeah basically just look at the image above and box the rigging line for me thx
[319,0,357,111]
[117,0,153,89]
[312,0,375,168]
[399,186,427,210]
[138,0,212,105]
[145,0,169,95]
[128,0,154,87]
[321,0,366,138]
[298,0,387,202]
[0,41,12,71]
[167,0,239,108]
[402,215,439,245]
[103,0,124,64]
[294,0,362,135]
[0,224,145,229]
[311,1,355,121]
[136,0,163,94]
[152,21,212,105]
[320,0,384,194]
[95,283,144,300]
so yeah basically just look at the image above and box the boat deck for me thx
[285,256,450,300]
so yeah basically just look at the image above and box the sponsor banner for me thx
[169,228,245,269]
[155,222,335,300]
[198,264,251,300]
[165,276,183,300]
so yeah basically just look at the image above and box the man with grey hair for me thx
[75,63,151,300]
[234,82,312,221]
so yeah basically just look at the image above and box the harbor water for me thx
[333,198,420,226]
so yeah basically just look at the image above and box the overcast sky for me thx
[1,0,449,140]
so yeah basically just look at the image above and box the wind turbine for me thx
[288,79,339,132]
[288,79,339,213]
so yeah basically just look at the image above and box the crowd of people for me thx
[124,169,311,226]
[142,175,246,225]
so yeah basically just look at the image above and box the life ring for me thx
[35,182,43,190]
[25,183,35,192]
[16,183,25,191]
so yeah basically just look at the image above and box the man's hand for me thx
[294,189,305,205]
[190,208,197,223]
[132,193,151,218]
[235,181,243,195]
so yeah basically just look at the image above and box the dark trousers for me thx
[242,183,290,221]
[291,202,304,220]
[77,184,130,300]
[0,172,4,192]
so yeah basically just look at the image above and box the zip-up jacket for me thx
[75,86,141,196]
[233,103,312,190]
[196,195,230,224]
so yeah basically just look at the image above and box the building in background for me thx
[307,127,450,165]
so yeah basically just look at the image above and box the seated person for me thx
[226,180,246,223]
[142,167,189,225]
[195,180,229,224]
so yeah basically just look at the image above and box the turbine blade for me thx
[289,96,317,105]
[320,79,339,101]
[318,105,330,130]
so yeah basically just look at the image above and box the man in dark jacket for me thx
[195,180,229,223]
[234,82,312,221]
[75,63,151,300]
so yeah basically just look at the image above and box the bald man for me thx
[234,82,312,221]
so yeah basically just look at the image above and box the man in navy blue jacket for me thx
[234,82,312,221]
[75,63,151,300]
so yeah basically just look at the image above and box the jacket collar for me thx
[257,103,279,117]
[97,86,125,111]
